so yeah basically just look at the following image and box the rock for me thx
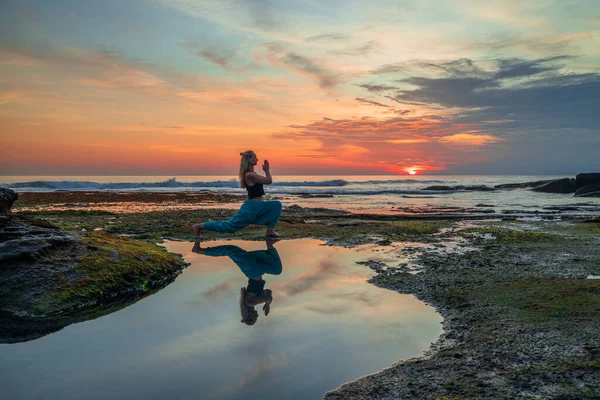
[422,185,496,192]
[494,180,552,189]
[0,216,186,343]
[108,249,120,261]
[0,188,18,215]
[574,183,600,197]
[531,178,576,194]
[575,173,600,189]
[297,193,334,198]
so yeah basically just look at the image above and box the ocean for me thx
[2,175,599,217]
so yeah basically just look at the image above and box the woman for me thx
[192,150,282,238]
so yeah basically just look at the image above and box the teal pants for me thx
[204,199,282,233]
[202,245,282,279]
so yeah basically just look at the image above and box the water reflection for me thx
[192,240,282,325]
[0,239,443,400]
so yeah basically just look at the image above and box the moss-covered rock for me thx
[0,217,187,343]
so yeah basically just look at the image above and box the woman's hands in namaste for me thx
[262,160,270,172]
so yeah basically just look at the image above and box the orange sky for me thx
[1,1,598,175]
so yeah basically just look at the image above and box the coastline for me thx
[4,191,600,398]
[325,220,600,399]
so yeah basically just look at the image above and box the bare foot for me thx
[191,241,205,254]
[192,223,203,238]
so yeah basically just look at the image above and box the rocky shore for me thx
[419,172,600,197]
[325,220,600,399]
[0,189,188,343]
[2,187,599,398]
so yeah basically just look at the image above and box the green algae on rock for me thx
[0,217,187,343]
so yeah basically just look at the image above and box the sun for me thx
[404,167,419,175]
[408,171,417,175]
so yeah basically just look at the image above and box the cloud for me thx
[0,48,46,66]
[259,43,338,89]
[472,31,597,54]
[287,115,475,140]
[277,114,482,172]
[359,83,398,93]
[370,56,599,129]
[329,41,382,57]
[239,0,281,30]
[369,63,406,75]
[181,41,256,72]
[493,55,571,79]
[438,133,502,146]
[355,97,390,108]
[305,33,350,42]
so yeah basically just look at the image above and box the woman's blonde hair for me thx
[238,150,255,188]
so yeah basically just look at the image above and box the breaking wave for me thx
[5,177,453,192]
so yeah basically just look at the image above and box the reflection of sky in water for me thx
[0,239,441,400]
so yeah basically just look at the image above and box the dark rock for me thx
[463,185,497,192]
[0,216,186,343]
[0,188,18,215]
[531,178,576,194]
[297,193,334,198]
[475,204,495,208]
[575,173,600,189]
[574,183,600,197]
[422,185,496,192]
[0,234,76,263]
[422,186,458,191]
[108,249,120,261]
[494,180,552,189]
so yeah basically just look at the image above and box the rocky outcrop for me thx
[576,173,600,189]
[531,178,576,194]
[421,185,497,192]
[0,188,18,215]
[494,180,552,189]
[0,199,187,343]
[574,183,600,198]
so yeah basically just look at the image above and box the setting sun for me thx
[404,167,421,175]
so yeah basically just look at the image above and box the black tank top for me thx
[246,182,265,199]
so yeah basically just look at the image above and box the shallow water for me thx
[0,239,441,400]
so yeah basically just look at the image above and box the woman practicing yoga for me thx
[192,150,282,238]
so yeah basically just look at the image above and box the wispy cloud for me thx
[305,32,350,42]
[355,97,390,108]
[438,133,502,146]
[181,40,257,72]
[329,41,382,57]
[259,43,339,89]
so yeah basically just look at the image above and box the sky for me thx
[1,0,598,175]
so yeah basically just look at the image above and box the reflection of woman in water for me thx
[192,150,282,239]
[192,239,282,325]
